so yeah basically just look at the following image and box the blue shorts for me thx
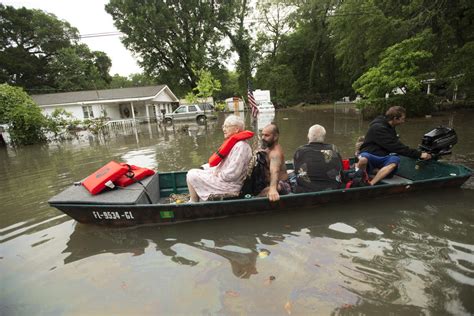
[359,152,400,176]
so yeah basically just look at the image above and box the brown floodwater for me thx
[1,108,473,315]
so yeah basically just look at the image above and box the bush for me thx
[357,93,436,119]
[214,101,226,112]
[0,84,47,145]
[46,108,80,140]
[84,117,108,135]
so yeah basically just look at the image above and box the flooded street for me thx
[1,108,473,315]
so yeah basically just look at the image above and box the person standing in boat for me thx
[293,124,343,192]
[186,115,253,202]
[257,123,290,202]
[357,106,432,185]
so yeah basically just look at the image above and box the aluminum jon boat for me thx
[48,156,471,227]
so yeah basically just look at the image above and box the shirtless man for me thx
[258,124,290,202]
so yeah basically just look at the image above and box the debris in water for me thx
[284,301,292,314]
[341,303,353,309]
[328,222,357,234]
[225,290,240,297]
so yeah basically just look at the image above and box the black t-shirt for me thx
[293,142,343,193]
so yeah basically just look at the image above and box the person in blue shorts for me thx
[357,106,432,185]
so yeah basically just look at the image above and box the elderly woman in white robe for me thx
[186,115,252,202]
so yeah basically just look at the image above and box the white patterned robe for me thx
[187,141,252,201]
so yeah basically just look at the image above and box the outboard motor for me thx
[419,126,457,159]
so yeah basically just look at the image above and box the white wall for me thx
[41,104,91,120]
[152,89,176,102]
[104,104,121,119]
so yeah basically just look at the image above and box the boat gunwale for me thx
[48,169,472,209]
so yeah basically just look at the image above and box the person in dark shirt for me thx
[357,106,431,185]
[293,124,343,192]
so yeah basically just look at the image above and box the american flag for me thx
[247,81,259,118]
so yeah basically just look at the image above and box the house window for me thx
[82,106,94,119]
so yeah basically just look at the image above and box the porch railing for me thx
[104,119,136,129]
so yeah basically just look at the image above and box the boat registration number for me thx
[92,211,134,220]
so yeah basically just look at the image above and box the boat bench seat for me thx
[379,175,413,185]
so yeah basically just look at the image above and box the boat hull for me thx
[50,158,471,227]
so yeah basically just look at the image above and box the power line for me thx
[78,9,381,39]
[79,31,123,39]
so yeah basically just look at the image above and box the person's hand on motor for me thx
[420,152,432,160]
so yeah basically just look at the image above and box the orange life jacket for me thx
[82,161,129,195]
[115,164,155,187]
[208,130,254,167]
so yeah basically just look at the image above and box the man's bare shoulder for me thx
[268,145,284,159]
[268,145,286,168]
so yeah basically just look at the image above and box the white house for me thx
[31,85,179,122]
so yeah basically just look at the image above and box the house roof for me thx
[31,85,177,106]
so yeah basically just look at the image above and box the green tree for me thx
[49,44,112,91]
[255,63,297,105]
[109,74,133,89]
[0,84,47,145]
[185,69,221,103]
[0,4,113,93]
[329,0,403,86]
[332,0,474,99]
[106,0,225,95]
[0,4,78,91]
[193,69,221,99]
[129,73,157,87]
[255,0,344,104]
[255,1,294,62]
[109,73,157,89]
[210,0,253,96]
[442,41,474,98]
[215,71,240,100]
[353,32,433,99]
[185,91,198,104]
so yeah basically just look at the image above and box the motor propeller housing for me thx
[419,126,457,158]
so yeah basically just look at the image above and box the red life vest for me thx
[208,130,254,167]
[82,161,129,195]
[115,164,155,187]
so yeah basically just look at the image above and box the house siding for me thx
[32,85,179,121]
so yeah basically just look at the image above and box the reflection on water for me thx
[1,109,473,314]
[257,112,275,130]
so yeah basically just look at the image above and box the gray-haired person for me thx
[186,115,252,202]
[293,124,343,192]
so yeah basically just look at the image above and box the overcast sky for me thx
[3,0,142,76]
